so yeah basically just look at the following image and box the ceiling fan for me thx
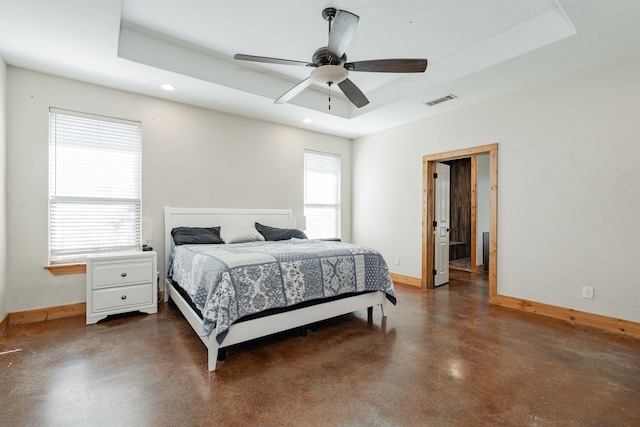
[234,7,428,109]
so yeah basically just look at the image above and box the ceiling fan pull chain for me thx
[328,82,332,110]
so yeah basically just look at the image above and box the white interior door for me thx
[434,163,450,286]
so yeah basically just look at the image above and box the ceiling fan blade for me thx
[327,10,359,62]
[274,77,313,104]
[234,54,315,67]
[338,78,369,108]
[345,59,428,73]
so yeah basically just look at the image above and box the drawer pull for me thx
[121,273,127,277]
[121,295,127,300]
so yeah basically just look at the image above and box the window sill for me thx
[44,263,86,275]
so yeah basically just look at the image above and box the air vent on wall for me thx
[424,94,457,106]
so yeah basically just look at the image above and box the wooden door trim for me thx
[422,144,498,301]
[470,156,478,272]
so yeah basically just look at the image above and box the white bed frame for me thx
[164,207,387,371]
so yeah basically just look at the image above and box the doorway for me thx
[421,144,498,301]
[444,156,490,274]
[443,158,472,272]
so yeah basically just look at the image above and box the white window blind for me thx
[49,109,142,263]
[304,150,341,239]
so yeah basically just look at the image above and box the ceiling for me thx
[1,0,640,138]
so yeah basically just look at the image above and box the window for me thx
[304,150,341,239]
[49,109,142,263]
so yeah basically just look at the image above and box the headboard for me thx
[163,207,294,277]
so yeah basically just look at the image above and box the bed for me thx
[164,207,396,371]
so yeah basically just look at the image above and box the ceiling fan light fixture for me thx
[310,65,348,85]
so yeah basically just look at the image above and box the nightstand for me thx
[86,251,158,325]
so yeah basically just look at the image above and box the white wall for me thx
[353,56,640,323]
[476,154,490,266]
[6,68,351,313]
[0,57,7,323]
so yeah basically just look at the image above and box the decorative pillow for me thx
[255,222,308,241]
[220,225,265,244]
[171,227,223,245]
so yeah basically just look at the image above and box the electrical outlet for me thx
[394,257,400,266]
[582,286,594,300]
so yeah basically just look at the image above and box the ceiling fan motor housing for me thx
[312,47,346,66]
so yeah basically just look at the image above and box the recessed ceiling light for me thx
[303,118,312,123]
[161,84,176,91]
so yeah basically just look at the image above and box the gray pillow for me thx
[171,227,223,245]
[255,222,308,241]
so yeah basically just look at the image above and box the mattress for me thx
[168,239,396,343]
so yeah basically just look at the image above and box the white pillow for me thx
[220,225,265,244]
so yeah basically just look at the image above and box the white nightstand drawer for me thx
[92,283,153,312]
[91,260,153,289]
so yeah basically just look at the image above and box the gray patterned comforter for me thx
[168,239,396,343]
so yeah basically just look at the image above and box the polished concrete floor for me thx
[2,270,640,426]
